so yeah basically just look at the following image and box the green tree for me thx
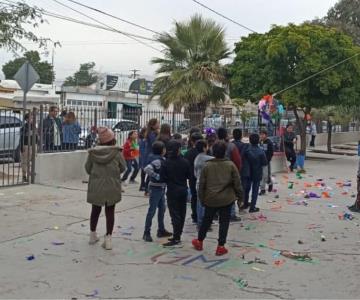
[151,14,230,120]
[2,51,55,84]
[0,1,49,53]
[230,23,360,154]
[232,98,256,132]
[63,62,98,86]
[325,0,360,45]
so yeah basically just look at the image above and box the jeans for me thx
[198,204,232,246]
[242,177,261,210]
[167,191,187,241]
[144,186,166,234]
[285,148,297,170]
[260,163,272,190]
[189,177,197,222]
[140,169,146,190]
[122,159,139,181]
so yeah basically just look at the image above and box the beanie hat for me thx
[97,127,115,145]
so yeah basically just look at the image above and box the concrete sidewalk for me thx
[0,154,360,299]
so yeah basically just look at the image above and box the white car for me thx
[79,119,140,148]
[0,112,22,162]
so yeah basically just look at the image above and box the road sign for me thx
[14,62,40,93]
[13,62,40,110]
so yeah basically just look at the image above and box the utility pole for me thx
[129,69,140,105]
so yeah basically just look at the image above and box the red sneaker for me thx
[215,246,228,256]
[192,239,203,251]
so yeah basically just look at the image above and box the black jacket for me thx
[241,145,268,181]
[184,147,199,182]
[260,138,274,162]
[161,156,191,196]
[43,116,63,147]
[284,132,296,150]
[20,123,37,152]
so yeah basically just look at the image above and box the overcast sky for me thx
[0,0,339,82]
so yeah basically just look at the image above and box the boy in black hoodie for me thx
[161,140,191,247]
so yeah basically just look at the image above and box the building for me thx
[0,80,59,109]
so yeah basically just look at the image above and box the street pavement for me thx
[0,151,360,299]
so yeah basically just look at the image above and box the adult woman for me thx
[62,112,81,150]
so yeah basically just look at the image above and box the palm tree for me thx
[151,14,231,125]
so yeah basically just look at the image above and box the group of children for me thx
[85,118,276,254]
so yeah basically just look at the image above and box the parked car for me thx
[203,114,224,129]
[0,113,22,162]
[79,119,140,148]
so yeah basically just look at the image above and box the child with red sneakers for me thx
[121,131,140,184]
[192,141,242,256]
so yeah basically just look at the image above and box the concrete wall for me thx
[297,131,360,148]
[35,151,88,184]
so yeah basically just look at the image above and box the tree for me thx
[63,62,98,86]
[0,1,49,53]
[230,23,360,155]
[151,14,230,121]
[232,98,256,132]
[2,51,55,84]
[325,0,360,45]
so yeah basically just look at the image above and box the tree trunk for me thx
[186,102,207,129]
[293,107,308,156]
[327,121,332,153]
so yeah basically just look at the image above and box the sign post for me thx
[14,61,40,110]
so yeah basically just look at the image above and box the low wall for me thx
[297,131,360,148]
[35,150,88,184]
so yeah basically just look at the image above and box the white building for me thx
[0,80,59,109]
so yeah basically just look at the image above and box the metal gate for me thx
[0,107,36,187]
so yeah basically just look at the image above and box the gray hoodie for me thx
[194,152,213,190]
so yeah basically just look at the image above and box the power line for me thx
[64,0,162,36]
[273,53,360,96]
[50,0,162,52]
[191,0,257,33]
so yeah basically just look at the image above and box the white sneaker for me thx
[102,235,112,250]
[89,231,99,245]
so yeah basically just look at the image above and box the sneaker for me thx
[230,215,242,222]
[143,233,153,242]
[157,230,172,238]
[259,190,266,196]
[89,231,99,245]
[268,184,273,193]
[192,239,203,251]
[240,204,249,210]
[101,235,112,250]
[215,246,228,256]
[249,207,260,213]
[163,239,182,247]
[348,204,360,213]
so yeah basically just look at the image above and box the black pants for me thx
[310,135,316,147]
[167,192,187,241]
[62,143,77,151]
[198,203,232,246]
[140,169,146,190]
[189,177,197,222]
[90,204,115,235]
[285,148,297,170]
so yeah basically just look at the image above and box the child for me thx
[85,127,126,250]
[259,129,274,195]
[348,159,360,213]
[62,112,81,151]
[194,139,213,229]
[143,141,172,242]
[283,124,297,172]
[161,140,191,247]
[184,132,203,223]
[139,127,147,191]
[121,131,140,184]
[241,133,268,213]
[192,141,242,256]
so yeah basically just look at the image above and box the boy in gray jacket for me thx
[194,140,213,228]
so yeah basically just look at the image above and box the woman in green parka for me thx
[85,127,126,250]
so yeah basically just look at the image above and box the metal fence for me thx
[0,107,35,187]
[34,105,360,153]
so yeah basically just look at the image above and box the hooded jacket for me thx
[85,146,126,206]
[241,145,268,181]
[198,158,242,208]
